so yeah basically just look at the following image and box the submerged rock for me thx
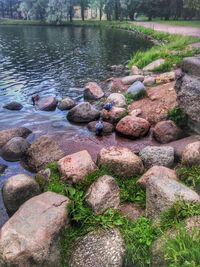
[69,228,125,267]
[0,192,70,267]
[58,97,76,110]
[0,127,31,148]
[37,96,58,111]
[2,174,40,216]
[84,82,104,100]
[3,102,23,111]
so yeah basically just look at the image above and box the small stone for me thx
[97,146,144,178]
[101,107,127,123]
[87,121,114,135]
[118,203,144,221]
[143,76,156,86]
[37,96,58,111]
[84,82,104,100]
[155,71,176,84]
[182,141,200,166]
[143,59,165,72]
[86,175,120,214]
[2,174,40,216]
[58,150,97,184]
[69,229,125,267]
[127,81,146,95]
[58,97,76,110]
[139,146,174,169]
[3,102,23,111]
[122,75,144,85]
[106,93,126,108]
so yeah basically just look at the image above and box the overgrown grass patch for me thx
[167,106,188,128]
[124,90,147,105]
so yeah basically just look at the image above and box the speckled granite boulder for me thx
[182,141,200,166]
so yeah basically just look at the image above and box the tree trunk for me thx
[81,1,85,21]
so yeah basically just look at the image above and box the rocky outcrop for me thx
[84,82,104,100]
[106,93,126,108]
[23,136,65,172]
[182,141,200,166]
[0,127,31,148]
[69,229,125,267]
[146,176,200,219]
[153,120,182,144]
[1,137,30,161]
[87,121,114,135]
[101,107,126,123]
[97,146,144,178]
[139,146,174,169]
[2,174,40,216]
[3,102,23,111]
[86,175,120,214]
[58,150,97,184]
[0,192,70,267]
[58,97,76,110]
[67,102,100,123]
[37,96,58,111]
[116,116,150,138]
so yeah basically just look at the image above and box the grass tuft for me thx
[167,106,188,128]
[124,90,147,105]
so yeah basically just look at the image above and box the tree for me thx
[46,0,72,23]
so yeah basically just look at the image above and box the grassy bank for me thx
[154,19,200,28]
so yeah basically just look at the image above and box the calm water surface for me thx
[0,25,152,225]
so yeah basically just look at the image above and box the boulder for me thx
[86,175,120,214]
[37,96,58,111]
[97,146,144,178]
[139,146,174,169]
[138,165,177,188]
[58,150,97,184]
[176,74,200,134]
[118,203,144,221]
[87,121,114,135]
[153,120,183,144]
[182,57,200,76]
[57,97,76,110]
[23,136,65,172]
[182,141,200,166]
[121,75,144,85]
[101,107,126,123]
[146,176,200,219]
[3,102,23,111]
[0,165,7,175]
[2,174,40,216]
[0,127,31,148]
[106,93,126,108]
[143,59,165,72]
[67,102,100,123]
[143,76,156,86]
[127,81,146,95]
[1,137,30,161]
[69,229,125,267]
[155,71,176,84]
[84,82,104,100]
[116,116,150,138]
[0,192,70,267]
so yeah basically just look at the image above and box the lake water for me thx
[0,25,152,226]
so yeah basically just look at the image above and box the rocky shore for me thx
[0,55,200,266]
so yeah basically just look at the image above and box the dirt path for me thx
[132,21,200,37]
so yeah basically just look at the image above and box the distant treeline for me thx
[0,0,199,23]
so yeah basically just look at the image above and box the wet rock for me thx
[2,174,40,216]
[143,58,165,72]
[182,57,200,76]
[106,93,126,108]
[116,116,150,138]
[3,102,23,111]
[121,75,144,85]
[139,146,174,169]
[1,137,30,162]
[182,141,200,166]
[153,120,183,144]
[86,175,120,214]
[97,146,144,178]
[101,107,127,123]
[0,127,31,148]
[155,71,176,84]
[84,82,104,100]
[69,228,125,267]
[67,102,100,123]
[127,81,146,95]
[37,96,58,111]
[138,165,177,188]
[24,136,65,172]
[35,168,51,190]
[58,150,97,184]
[58,97,76,110]
[87,121,114,135]
[146,176,200,219]
[143,76,156,86]
[118,203,144,221]
[0,165,7,175]
[130,65,142,75]
[0,192,70,267]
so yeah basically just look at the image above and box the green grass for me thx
[124,90,147,105]
[167,107,188,128]
[176,165,200,193]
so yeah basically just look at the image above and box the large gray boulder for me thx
[69,229,125,267]
[139,146,174,169]
[175,74,200,134]
[182,57,200,76]
[146,176,200,219]
[1,137,30,161]
[67,102,100,123]
[86,175,120,214]
[0,192,70,267]
[0,127,31,148]
[2,174,40,216]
